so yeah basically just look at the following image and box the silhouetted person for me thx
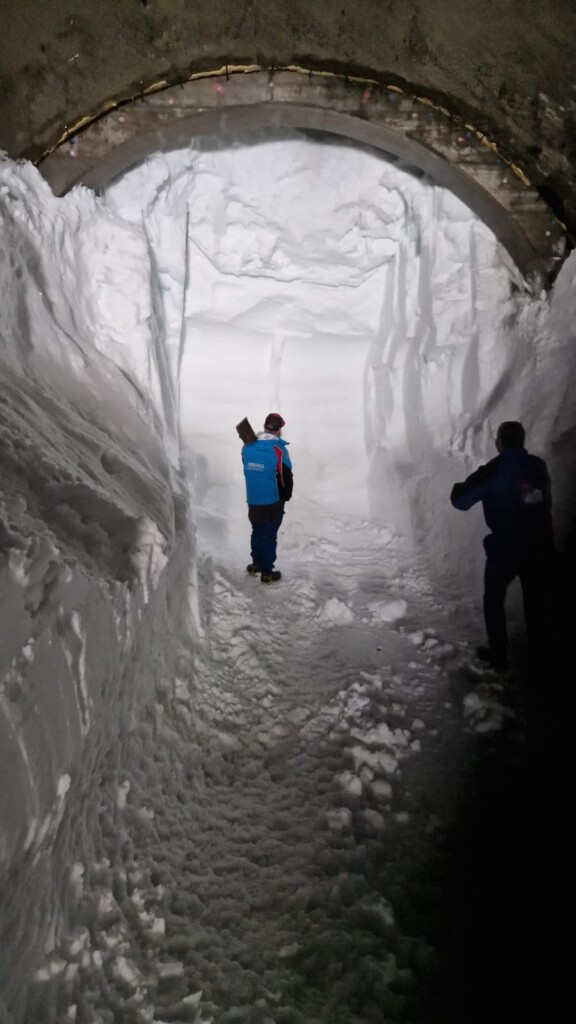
[451,421,554,670]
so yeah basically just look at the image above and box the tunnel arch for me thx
[38,69,567,284]
[2,7,576,1021]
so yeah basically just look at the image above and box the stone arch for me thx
[39,69,566,283]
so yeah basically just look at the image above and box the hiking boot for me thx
[261,570,282,584]
[246,563,262,575]
[476,646,508,671]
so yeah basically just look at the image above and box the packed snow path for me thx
[24,520,522,1024]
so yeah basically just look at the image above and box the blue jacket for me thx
[450,447,554,558]
[242,434,293,506]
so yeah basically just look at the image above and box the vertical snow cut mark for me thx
[130,517,168,603]
[61,613,90,738]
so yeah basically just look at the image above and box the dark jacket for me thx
[450,447,554,559]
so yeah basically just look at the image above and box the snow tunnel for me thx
[96,122,545,584]
[1,88,576,1024]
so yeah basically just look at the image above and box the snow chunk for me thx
[408,631,424,645]
[175,991,204,1015]
[351,721,411,751]
[317,598,355,625]
[463,687,512,734]
[34,957,68,981]
[278,943,301,959]
[116,780,130,809]
[336,770,363,796]
[57,774,71,799]
[350,745,399,775]
[326,808,353,833]
[371,778,393,799]
[359,808,385,834]
[112,956,140,988]
[157,962,185,979]
[368,599,408,623]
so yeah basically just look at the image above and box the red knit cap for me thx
[264,413,285,431]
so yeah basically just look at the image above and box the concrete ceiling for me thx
[1,0,576,236]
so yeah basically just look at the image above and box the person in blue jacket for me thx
[242,412,293,584]
[450,421,554,670]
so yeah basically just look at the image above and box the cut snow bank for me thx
[0,159,192,1010]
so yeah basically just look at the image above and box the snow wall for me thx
[1,129,576,1015]
[0,161,198,1014]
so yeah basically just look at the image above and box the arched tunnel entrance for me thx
[40,70,567,283]
[1,51,575,1024]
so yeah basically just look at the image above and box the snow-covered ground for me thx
[15,524,520,1024]
[1,129,575,1022]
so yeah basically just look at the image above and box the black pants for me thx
[484,553,553,662]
